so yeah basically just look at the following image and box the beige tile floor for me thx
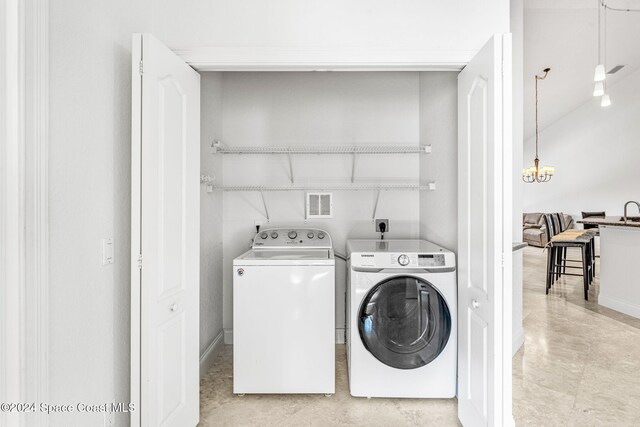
[200,246,640,426]
[513,246,640,426]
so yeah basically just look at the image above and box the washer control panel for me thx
[252,228,332,249]
[354,252,449,269]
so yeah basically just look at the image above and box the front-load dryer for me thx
[346,239,456,398]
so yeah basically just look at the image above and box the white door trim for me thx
[1,1,25,426]
[172,46,473,72]
[0,1,49,426]
[24,1,50,425]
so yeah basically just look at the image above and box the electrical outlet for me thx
[375,219,389,233]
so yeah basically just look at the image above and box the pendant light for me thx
[594,0,612,106]
[523,68,555,183]
[593,81,605,96]
[600,2,612,106]
[594,0,606,83]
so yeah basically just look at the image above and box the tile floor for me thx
[199,246,640,426]
[513,246,640,426]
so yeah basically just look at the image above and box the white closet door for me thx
[457,34,513,427]
[131,33,200,427]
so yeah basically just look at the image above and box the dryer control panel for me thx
[252,228,332,249]
[347,239,455,270]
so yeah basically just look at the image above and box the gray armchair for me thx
[523,212,574,247]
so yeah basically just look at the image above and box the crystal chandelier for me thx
[523,68,555,183]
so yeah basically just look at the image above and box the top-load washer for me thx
[346,239,456,398]
[233,228,335,394]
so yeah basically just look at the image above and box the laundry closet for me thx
[199,70,458,348]
[130,14,513,425]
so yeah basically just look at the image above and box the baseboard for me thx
[598,294,640,319]
[200,330,224,378]
[512,328,525,357]
[224,329,233,345]
[223,329,346,345]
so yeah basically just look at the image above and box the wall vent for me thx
[306,193,333,218]
[608,65,625,74]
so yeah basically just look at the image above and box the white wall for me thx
[418,72,458,252]
[45,2,508,425]
[48,1,152,425]
[212,72,426,341]
[523,67,640,219]
[512,0,524,239]
[154,0,508,58]
[199,73,225,366]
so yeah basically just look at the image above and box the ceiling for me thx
[523,0,640,138]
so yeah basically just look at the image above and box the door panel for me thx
[457,34,512,427]
[131,33,200,427]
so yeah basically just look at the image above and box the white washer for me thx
[346,239,457,398]
[233,228,335,394]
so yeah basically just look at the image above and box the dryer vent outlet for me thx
[375,219,389,233]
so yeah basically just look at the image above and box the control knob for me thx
[260,232,268,239]
[307,232,315,239]
[398,254,410,266]
[288,231,298,239]
[270,231,278,239]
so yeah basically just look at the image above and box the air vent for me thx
[608,65,625,74]
[306,192,333,218]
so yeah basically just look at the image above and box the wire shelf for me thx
[212,143,431,155]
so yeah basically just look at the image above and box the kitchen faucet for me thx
[623,201,640,224]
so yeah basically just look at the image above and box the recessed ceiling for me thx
[523,0,640,138]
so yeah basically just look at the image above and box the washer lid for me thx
[233,249,335,266]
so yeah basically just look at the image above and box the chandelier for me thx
[523,68,555,183]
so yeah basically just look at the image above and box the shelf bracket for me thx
[351,153,357,183]
[260,190,270,222]
[372,189,382,220]
[287,150,294,184]
[210,140,226,154]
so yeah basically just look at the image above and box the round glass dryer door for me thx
[358,275,451,369]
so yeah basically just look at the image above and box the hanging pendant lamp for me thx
[523,68,555,183]
[594,0,606,83]
[594,0,612,106]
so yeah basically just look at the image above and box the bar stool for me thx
[544,215,596,300]
[550,213,596,281]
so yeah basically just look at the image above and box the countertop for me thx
[577,216,640,228]
[512,242,528,252]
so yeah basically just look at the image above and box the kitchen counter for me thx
[577,217,640,319]
[512,242,528,252]
[578,216,640,228]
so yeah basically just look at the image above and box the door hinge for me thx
[139,60,144,75]
[137,254,143,270]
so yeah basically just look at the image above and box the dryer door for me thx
[358,275,451,369]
